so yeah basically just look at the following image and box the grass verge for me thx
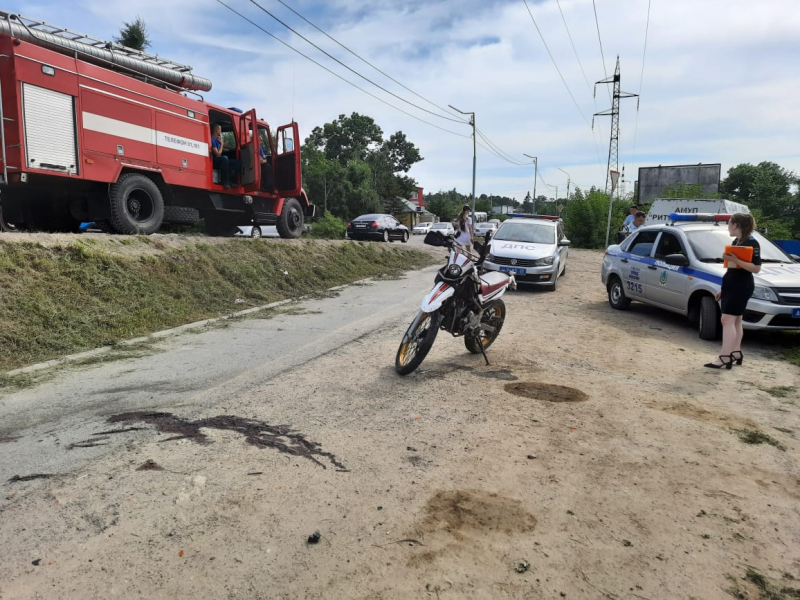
[0,238,435,372]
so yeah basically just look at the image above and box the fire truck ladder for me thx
[1,11,195,74]
[0,11,212,92]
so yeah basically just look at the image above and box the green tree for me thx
[562,187,628,248]
[306,113,383,165]
[115,16,151,51]
[426,196,456,221]
[721,161,798,238]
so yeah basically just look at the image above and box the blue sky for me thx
[7,0,800,200]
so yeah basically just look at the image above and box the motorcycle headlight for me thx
[447,263,462,277]
[533,256,555,266]
[751,285,778,302]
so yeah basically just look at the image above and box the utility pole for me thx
[593,56,638,246]
[523,154,538,205]
[557,168,571,200]
[449,105,476,225]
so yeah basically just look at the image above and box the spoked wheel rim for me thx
[126,189,156,223]
[474,303,506,349]
[383,230,390,242]
[398,313,435,367]
[251,227,262,238]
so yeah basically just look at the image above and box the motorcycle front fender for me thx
[421,281,455,313]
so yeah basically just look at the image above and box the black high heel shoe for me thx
[730,350,743,366]
[704,355,733,370]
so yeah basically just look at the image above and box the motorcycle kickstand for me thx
[475,334,490,366]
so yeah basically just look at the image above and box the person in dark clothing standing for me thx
[705,213,761,369]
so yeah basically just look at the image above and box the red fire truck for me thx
[0,12,313,236]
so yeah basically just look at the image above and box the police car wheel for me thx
[608,277,631,310]
[699,295,721,340]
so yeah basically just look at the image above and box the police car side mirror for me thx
[558,238,571,246]
[790,253,800,263]
[664,253,689,267]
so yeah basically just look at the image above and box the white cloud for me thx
[6,0,799,200]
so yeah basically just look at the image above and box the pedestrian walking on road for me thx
[455,205,473,252]
[705,213,761,369]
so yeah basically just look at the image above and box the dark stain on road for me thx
[8,474,53,483]
[475,369,518,381]
[106,412,347,470]
[0,436,21,444]
[505,381,588,403]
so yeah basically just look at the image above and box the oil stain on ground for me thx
[505,381,588,403]
[105,412,347,470]
[421,490,537,539]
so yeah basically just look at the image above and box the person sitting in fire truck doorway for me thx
[210,122,241,189]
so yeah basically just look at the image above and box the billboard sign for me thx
[637,163,721,204]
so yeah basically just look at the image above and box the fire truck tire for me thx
[276,197,304,239]
[163,206,201,226]
[108,174,165,235]
[0,202,18,232]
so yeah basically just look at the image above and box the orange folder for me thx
[724,245,753,268]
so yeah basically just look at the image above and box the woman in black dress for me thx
[705,213,761,369]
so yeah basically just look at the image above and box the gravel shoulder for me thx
[0,249,798,599]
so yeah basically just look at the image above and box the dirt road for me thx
[1,249,798,599]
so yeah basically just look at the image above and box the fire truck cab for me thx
[0,12,313,237]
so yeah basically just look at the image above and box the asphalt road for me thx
[0,262,442,483]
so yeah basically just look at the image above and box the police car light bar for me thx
[668,213,732,223]
[507,213,560,220]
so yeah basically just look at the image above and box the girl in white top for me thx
[455,205,473,252]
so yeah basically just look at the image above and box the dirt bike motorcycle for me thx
[395,229,516,375]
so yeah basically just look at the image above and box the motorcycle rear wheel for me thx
[465,299,506,354]
[395,310,442,375]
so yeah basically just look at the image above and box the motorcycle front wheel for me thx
[465,299,506,354]
[395,310,442,375]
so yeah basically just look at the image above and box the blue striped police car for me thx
[601,213,800,339]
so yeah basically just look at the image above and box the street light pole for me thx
[449,105,476,223]
[523,154,538,206]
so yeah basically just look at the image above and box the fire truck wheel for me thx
[163,206,201,226]
[0,202,19,232]
[276,197,304,239]
[109,173,165,235]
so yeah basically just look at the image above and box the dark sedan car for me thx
[346,214,409,242]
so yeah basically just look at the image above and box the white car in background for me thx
[413,222,434,235]
[474,221,498,238]
[430,222,455,236]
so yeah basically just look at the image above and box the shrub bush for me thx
[308,212,347,239]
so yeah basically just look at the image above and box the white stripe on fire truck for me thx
[81,112,208,157]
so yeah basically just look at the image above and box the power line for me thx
[630,0,652,179]
[475,128,528,165]
[521,0,591,127]
[554,0,606,173]
[248,0,466,124]
[475,138,529,167]
[272,0,466,124]
[214,0,470,139]
[592,0,612,104]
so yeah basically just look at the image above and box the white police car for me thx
[601,213,800,339]
[483,215,570,291]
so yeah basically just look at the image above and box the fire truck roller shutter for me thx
[22,84,78,174]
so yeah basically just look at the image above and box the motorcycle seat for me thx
[480,271,509,296]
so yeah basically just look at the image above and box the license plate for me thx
[793,308,800,318]
[500,266,525,275]
[355,224,367,228]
